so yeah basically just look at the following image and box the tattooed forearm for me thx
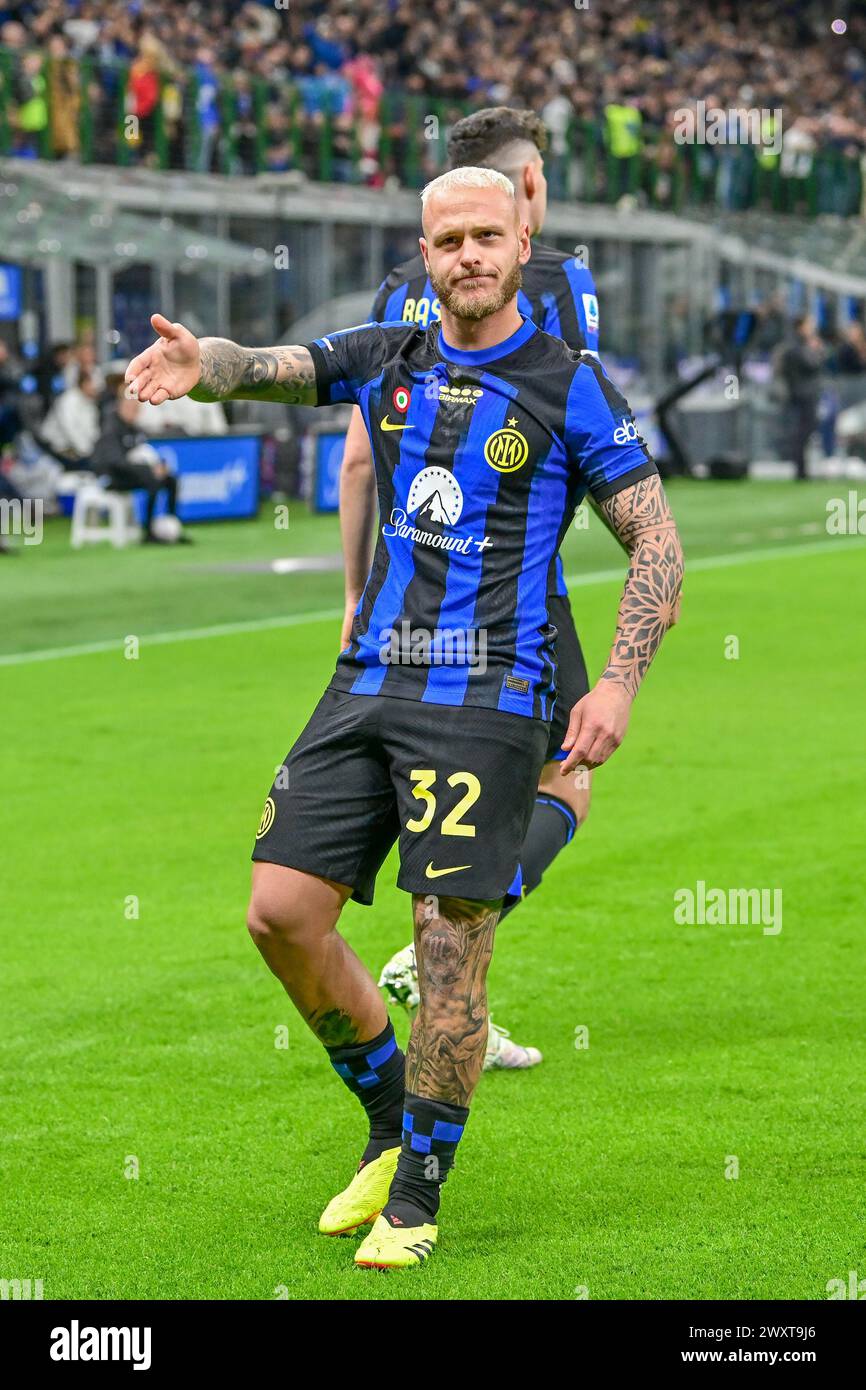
[407,894,501,1107]
[598,475,684,699]
[189,338,317,405]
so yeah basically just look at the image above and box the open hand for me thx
[125,313,201,406]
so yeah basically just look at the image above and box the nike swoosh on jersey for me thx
[380,417,415,432]
[425,862,472,879]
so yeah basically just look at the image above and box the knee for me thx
[246,882,304,950]
[569,780,591,828]
[540,767,592,830]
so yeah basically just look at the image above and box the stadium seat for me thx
[70,483,141,549]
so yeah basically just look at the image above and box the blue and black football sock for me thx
[500,791,578,920]
[325,1019,405,1167]
[382,1092,469,1227]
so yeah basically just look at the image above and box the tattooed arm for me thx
[599,474,684,692]
[124,312,318,407]
[560,474,683,774]
[189,339,318,405]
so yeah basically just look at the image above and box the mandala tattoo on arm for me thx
[407,894,501,1107]
[191,339,318,405]
[598,474,684,699]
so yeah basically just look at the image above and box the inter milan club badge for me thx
[392,385,411,413]
[484,418,529,472]
[256,797,276,839]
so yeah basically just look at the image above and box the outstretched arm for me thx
[560,474,684,773]
[124,313,318,407]
[190,339,318,406]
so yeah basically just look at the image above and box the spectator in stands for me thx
[73,341,104,391]
[3,0,866,210]
[34,342,75,416]
[38,369,101,465]
[0,20,28,52]
[46,32,80,158]
[833,322,866,376]
[228,71,259,176]
[192,45,221,174]
[263,105,292,173]
[13,50,48,159]
[90,384,189,543]
[774,314,826,480]
[603,88,643,201]
[128,32,166,166]
[753,292,788,355]
[0,341,23,451]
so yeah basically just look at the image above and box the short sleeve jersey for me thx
[307,316,656,719]
[370,242,600,599]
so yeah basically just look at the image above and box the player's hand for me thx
[340,596,360,651]
[559,681,633,774]
[124,313,201,406]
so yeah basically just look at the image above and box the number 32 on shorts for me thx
[405,769,480,837]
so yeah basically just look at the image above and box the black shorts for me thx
[252,686,549,906]
[546,593,591,763]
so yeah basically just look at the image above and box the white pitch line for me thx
[0,607,343,668]
[1,535,863,669]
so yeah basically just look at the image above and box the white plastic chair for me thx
[70,483,141,549]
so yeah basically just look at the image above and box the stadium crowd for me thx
[0,0,864,209]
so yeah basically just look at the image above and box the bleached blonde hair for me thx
[420,165,515,213]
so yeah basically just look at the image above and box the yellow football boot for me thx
[354,1214,438,1269]
[318,1147,400,1236]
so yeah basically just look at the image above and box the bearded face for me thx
[429,253,524,322]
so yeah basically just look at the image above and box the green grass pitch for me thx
[1,480,864,1300]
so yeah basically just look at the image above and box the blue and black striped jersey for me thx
[308,316,655,720]
[370,241,599,600]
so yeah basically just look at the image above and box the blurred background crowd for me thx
[1,0,864,213]
[3,0,866,535]
[0,328,228,545]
